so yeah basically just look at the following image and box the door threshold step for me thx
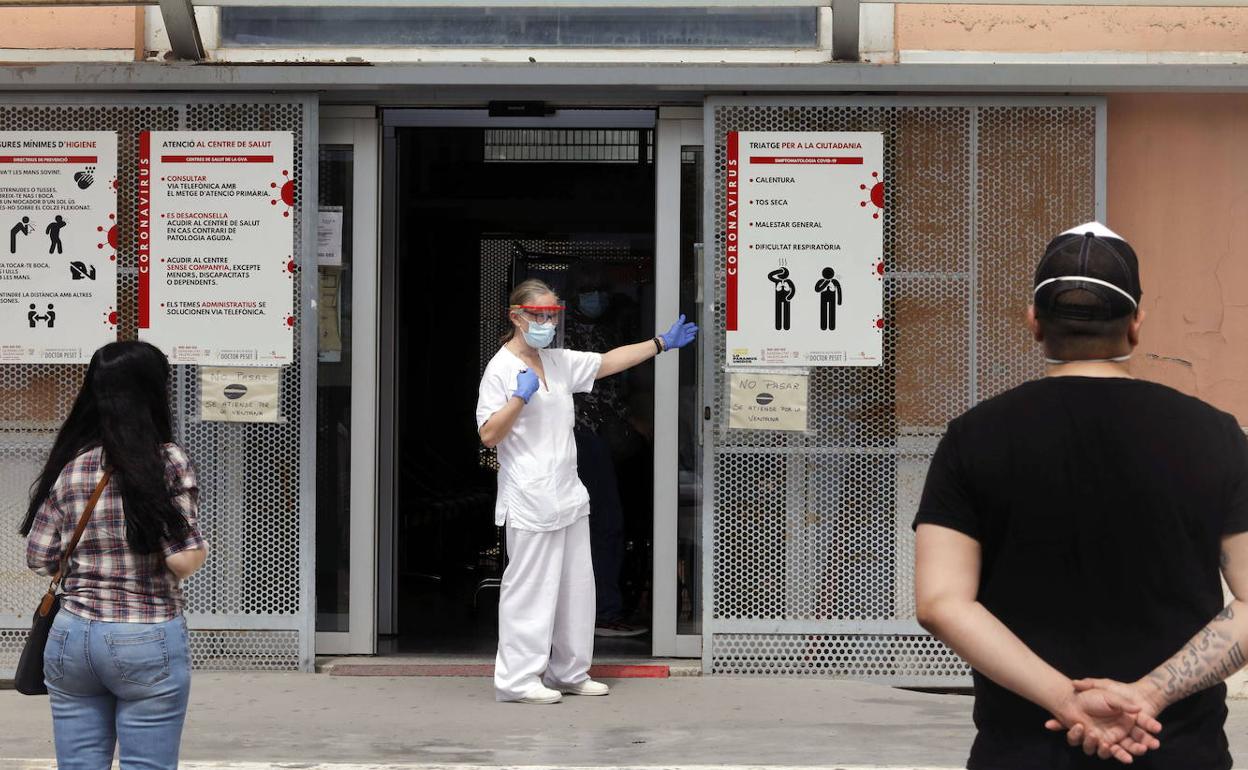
[318,657,699,678]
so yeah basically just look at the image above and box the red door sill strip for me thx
[330,663,670,678]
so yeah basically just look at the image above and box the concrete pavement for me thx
[2,766,958,770]
[2,673,1248,768]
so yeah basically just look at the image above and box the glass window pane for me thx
[221,8,818,49]
[316,144,354,633]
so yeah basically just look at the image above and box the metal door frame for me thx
[654,107,704,657]
[379,107,688,649]
[316,111,380,656]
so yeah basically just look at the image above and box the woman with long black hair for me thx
[20,340,208,770]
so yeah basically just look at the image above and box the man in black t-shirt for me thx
[915,222,1248,769]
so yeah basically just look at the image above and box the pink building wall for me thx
[1108,94,1248,422]
[897,5,1248,52]
[0,7,138,50]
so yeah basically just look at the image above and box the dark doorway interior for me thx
[388,123,657,655]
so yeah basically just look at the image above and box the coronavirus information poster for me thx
[139,131,295,366]
[725,131,884,367]
[0,131,117,364]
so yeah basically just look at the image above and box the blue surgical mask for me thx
[523,321,557,349]
[579,291,608,319]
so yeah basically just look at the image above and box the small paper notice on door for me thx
[729,372,808,432]
[200,366,281,424]
[318,269,343,362]
[318,206,344,266]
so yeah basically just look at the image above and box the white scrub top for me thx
[476,346,603,532]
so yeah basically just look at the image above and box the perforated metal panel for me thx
[0,97,315,675]
[713,633,970,678]
[705,98,1100,684]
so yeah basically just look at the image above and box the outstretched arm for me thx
[916,524,1161,762]
[598,315,698,379]
[598,339,662,379]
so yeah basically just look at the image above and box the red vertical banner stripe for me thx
[725,131,739,332]
[137,131,151,329]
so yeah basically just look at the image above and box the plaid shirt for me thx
[25,443,206,623]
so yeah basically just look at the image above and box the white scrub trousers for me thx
[495,515,596,701]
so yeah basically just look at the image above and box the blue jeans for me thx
[44,610,192,770]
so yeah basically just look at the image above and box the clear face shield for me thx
[510,304,567,349]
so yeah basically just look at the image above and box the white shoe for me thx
[555,679,610,696]
[517,686,562,705]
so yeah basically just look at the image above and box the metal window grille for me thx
[219,7,821,50]
[483,129,652,164]
[705,99,1099,684]
[0,98,313,675]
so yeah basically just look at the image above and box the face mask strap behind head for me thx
[1033,279,1136,365]
[1044,354,1132,365]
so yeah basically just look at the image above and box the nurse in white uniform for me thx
[477,278,698,704]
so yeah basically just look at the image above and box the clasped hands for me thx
[1043,678,1167,764]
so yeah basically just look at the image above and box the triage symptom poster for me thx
[0,131,117,364]
[139,131,295,366]
[725,131,884,367]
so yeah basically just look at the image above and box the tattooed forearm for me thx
[1146,603,1246,705]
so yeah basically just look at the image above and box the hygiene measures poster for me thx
[0,131,118,364]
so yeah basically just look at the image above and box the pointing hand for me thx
[660,314,699,351]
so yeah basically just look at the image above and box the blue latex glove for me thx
[660,314,699,351]
[513,368,540,403]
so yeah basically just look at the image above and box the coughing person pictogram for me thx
[10,216,31,254]
[767,266,796,331]
[815,267,843,331]
[45,215,67,255]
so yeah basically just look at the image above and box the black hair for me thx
[19,341,192,554]
[1036,289,1135,361]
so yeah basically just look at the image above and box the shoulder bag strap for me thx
[49,469,113,591]
[38,469,111,617]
